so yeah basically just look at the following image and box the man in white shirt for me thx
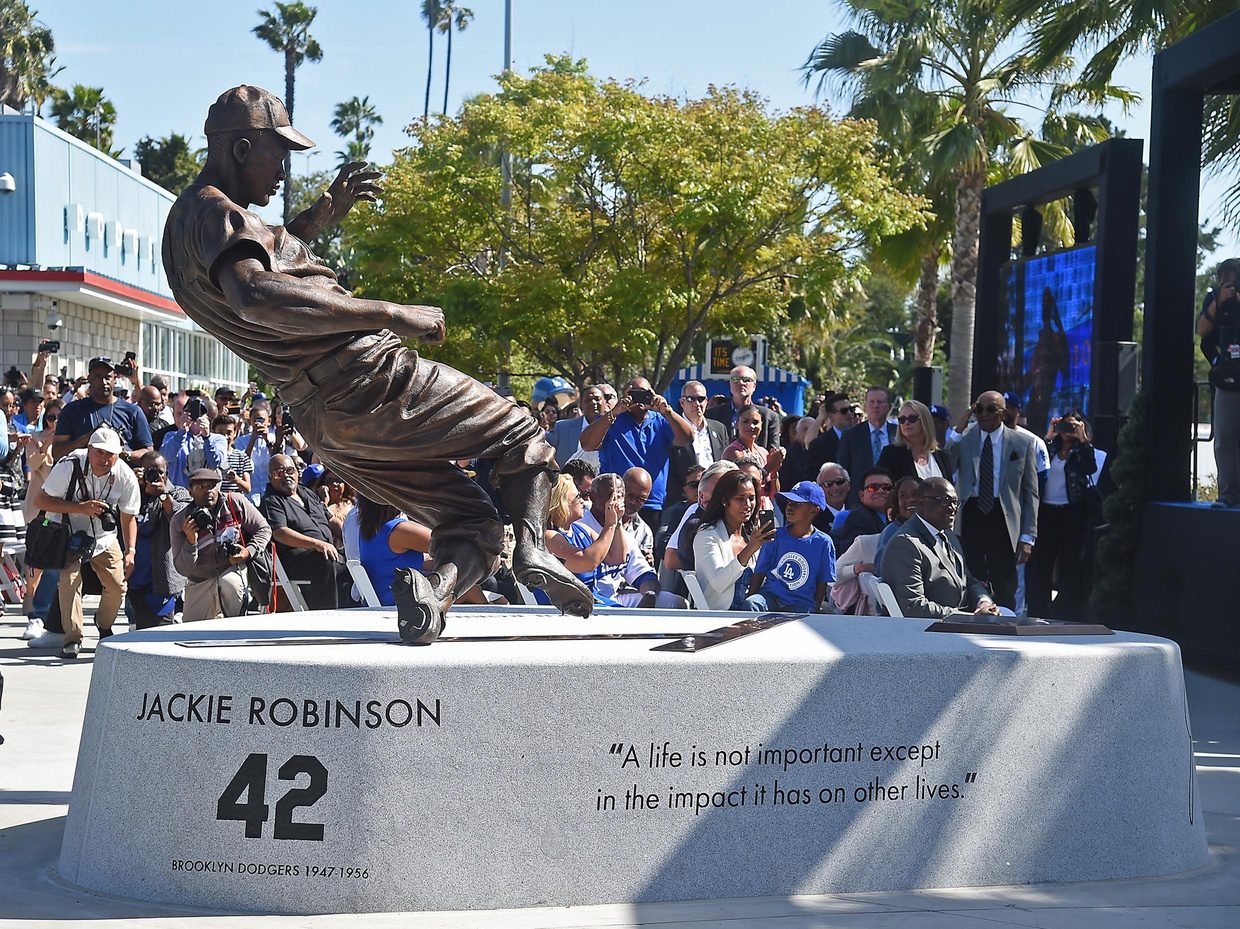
[35,426,140,658]
[667,380,728,506]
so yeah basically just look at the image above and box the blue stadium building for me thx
[0,108,247,390]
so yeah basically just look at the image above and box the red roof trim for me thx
[0,269,182,315]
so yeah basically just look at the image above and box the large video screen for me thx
[996,244,1096,437]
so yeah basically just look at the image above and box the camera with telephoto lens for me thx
[143,467,163,484]
[189,507,215,533]
[67,529,94,559]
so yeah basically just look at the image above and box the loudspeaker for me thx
[912,366,942,406]
[1096,341,1139,415]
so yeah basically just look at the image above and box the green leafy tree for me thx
[804,0,1135,416]
[0,1,59,112]
[347,56,928,389]
[252,1,323,223]
[132,132,202,193]
[438,2,474,116]
[49,84,119,156]
[1023,1,1240,231]
[330,94,382,166]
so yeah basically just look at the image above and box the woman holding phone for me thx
[692,470,776,610]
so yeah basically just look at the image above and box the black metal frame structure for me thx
[974,138,1143,454]
[1143,9,1240,500]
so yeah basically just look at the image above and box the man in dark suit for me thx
[666,380,729,506]
[948,390,1040,610]
[883,477,1000,619]
[831,466,892,556]
[706,365,781,449]
[806,393,853,478]
[836,386,896,505]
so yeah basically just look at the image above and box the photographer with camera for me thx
[170,468,271,621]
[126,453,192,629]
[578,376,696,532]
[159,390,224,487]
[33,426,140,659]
[1199,258,1240,508]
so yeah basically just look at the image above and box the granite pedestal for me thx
[58,608,1207,914]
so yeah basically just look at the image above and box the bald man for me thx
[580,376,695,529]
[947,390,1040,610]
[706,365,781,450]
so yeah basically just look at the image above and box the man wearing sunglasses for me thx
[831,466,894,557]
[706,365,782,450]
[667,380,729,507]
[882,477,1000,619]
[806,393,852,478]
[813,463,850,534]
[948,390,1040,610]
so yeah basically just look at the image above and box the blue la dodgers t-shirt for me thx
[754,526,837,611]
[598,411,676,510]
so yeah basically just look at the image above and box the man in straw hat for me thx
[162,85,592,643]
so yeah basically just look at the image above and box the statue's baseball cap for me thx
[204,85,314,150]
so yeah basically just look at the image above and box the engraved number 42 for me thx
[216,753,328,841]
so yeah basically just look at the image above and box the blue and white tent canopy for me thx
[665,363,811,415]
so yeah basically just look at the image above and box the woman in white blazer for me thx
[692,470,776,611]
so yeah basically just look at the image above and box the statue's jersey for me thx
[161,183,401,387]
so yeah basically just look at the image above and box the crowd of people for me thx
[1,347,1115,658]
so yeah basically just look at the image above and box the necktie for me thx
[938,531,960,578]
[871,427,882,464]
[977,433,994,513]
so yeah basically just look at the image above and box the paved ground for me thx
[1,608,1237,929]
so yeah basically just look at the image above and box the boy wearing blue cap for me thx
[744,481,837,612]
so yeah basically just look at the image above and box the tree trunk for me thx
[283,47,296,225]
[947,169,984,418]
[424,26,434,121]
[442,26,453,116]
[914,247,940,366]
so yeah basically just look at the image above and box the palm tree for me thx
[49,84,119,156]
[1022,0,1240,228]
[0,0,60,112]
[252,1,323,222]
[804,0,1133,415]
[330,95,382,165]
[420,1,447,122]
[439,2,474,116]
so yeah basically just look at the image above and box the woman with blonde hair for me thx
[544,473,623,589]
[877,399,950,481]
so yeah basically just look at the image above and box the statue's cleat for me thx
[392,568,445,645]
[513,547,594,617]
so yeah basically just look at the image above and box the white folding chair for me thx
[273,549,312,612]
[857,571,882,615]
[345,558,383,608]
[875,581,904,618]
[679,570,708,610]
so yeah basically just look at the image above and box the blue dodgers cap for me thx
[530,375,575,408]
[301,463,325,486]
[777,480,826,511]
[1003,391,1023,409]
[929,403,950,421]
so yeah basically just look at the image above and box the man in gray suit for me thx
[948,390,1040,610]
[883,478,1000,619]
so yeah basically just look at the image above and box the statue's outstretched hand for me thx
[289,162,383,240]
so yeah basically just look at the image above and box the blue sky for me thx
[37,0,1235,258]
